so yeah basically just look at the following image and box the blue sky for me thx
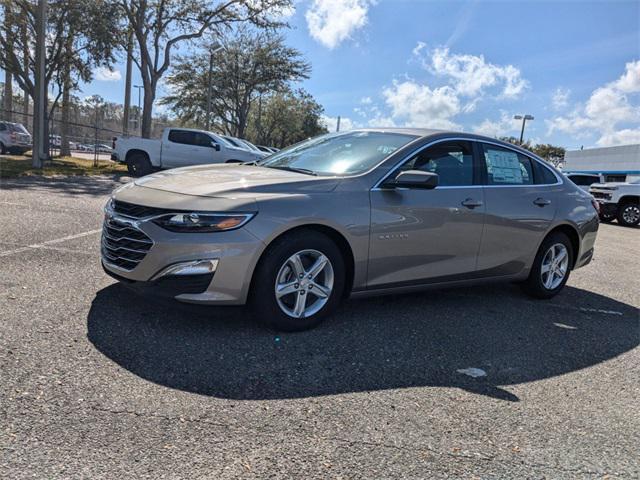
[76,0,640,149]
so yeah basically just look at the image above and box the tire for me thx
[616,202,640,227]
[0,142,6,154]
[598,212,615,223]
[249,230,346,332]
[521,232,573,299]
[127,152,153,177]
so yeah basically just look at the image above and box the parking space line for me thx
[0,229,102,257]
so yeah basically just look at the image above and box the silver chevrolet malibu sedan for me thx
[102,129,600,331]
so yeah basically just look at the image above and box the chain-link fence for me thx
[1,107,173,166]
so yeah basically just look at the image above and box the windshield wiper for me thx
[265,166,318,176]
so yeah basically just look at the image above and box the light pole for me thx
[205,42,223,131]
[514,114,534,144]
[133,85,143,135]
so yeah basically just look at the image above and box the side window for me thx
[481,144,533,185]
[193,132,214,148]
[534,161,559,185]
[0,123,6,131]
[401,141,474,186]
[168,130,196,145]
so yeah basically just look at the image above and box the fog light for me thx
[151,259,218,281]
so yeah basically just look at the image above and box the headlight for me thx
[152,213,255,233]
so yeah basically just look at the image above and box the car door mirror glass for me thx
[390,170,439,189]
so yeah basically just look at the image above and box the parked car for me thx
[112,128,265,176]
[102,129,600,331]
[257,145,279,154]
[565,172,604,192]
[0,121,32,155]
[589,181,640,226]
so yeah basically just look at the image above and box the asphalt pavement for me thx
[1,175,638,479]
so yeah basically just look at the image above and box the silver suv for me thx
[0,121,32,155]
[102,129,600,331]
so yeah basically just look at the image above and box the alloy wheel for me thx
[541,243,569,290]
[275,249,334,319]
[622,205,640,225]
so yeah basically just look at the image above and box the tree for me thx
[499,137,566,167]
[246,88,327,148]
[117,0,292,138]
[0,0,120,155]
[161,27,310,137]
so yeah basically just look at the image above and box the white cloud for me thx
[360,96,372,105]
[305,0,374,49]
[321,114,357,132]
[552,87,570,110]
[425,46,528,98]
[547,60,640,146]
[472,111,521,138]
[94,67,121,82]
[597,128,640,147]
[382,80,460,129]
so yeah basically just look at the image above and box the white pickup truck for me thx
[589,181,640,227]
[111,127,266,177]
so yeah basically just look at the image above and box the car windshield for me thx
[238,139,261,152]
[257,131,417,176]
[222,136,243,148]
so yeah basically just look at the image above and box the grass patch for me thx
[0,154,127,179]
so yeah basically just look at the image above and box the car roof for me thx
[349,128,546,161]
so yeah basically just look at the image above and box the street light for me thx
[514,114,534,144]
[133,85,143,135]
[205,42,223,131]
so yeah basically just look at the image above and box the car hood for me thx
[133,164,340,198]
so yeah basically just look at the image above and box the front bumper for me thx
[101,210,265,305]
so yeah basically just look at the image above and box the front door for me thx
[163,130,221,168]
[368,140,485,289]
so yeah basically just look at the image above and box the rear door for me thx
[368,140,486,288]
[475,142,558,274]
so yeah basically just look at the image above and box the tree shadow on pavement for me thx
[87,282,638,402]
[0,174,131,197]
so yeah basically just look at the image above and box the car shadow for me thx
[0,174,131,197]
[87,282,638,402]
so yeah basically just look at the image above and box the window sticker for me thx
[485,149,522,184]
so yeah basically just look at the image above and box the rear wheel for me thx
[127,152,153,177]
[522,232,573,299]
[617,202,640,227]
[250,231,345,332]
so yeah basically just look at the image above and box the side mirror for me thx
[211,142,221,151]
[387,170,438,189]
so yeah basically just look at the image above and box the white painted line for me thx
[0,228,102,257]
[579,307,623,316]
[456,367,487,378]
[553,322,578,330]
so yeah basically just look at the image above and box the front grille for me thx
[591,191,611,200]
[101,218,153,271]
[112,199,175,219]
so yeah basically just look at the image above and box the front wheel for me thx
[521,232,573,299]
[617,202,640,227]
[250,231,345,332]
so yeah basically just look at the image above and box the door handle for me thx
[461,198,483,209]
[533,197,551,207]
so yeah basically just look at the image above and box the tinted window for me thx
[193,132,213,147]
[0,123,6,131]
[535,162,559,185]
[168,130,195,145]
[568,174,597,186]
[481,144,533,185]
[400,141,474,186]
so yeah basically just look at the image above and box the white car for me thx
[589,181,640,226]
[112,128,265,176]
